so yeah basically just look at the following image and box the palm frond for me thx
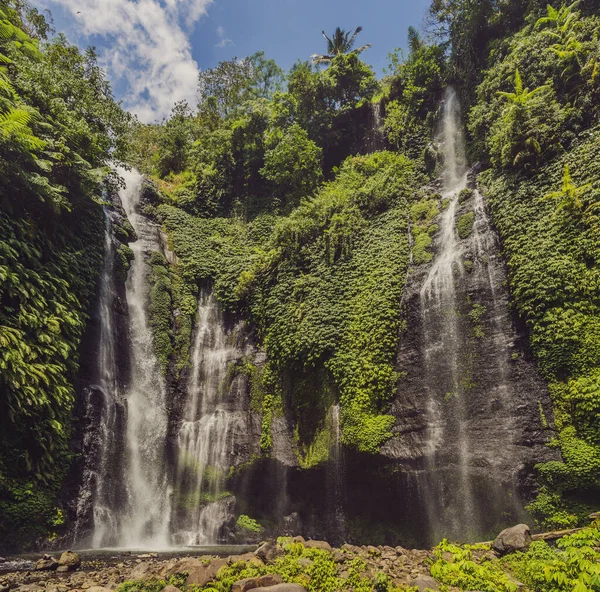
[351,44,372,56]
[346,26,364,51]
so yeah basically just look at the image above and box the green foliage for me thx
[458,188,473,203]
[323,53,379,110]
[198,51,284,119]
[261,123,323,210]
[0,1,126,549]
[411,197,439,265]
[469,8,600,170]
[249,152,420,452]
[505,529,600,592]
[115,243,134,283]
[544,164,597,225]
[147,251,174,375]
[118,575,187,592]
[236,514,263,533]
[457,211,475,239]
[311,26,372,65]
[156,101,194,177]
[384,36,446,158]
[431,540,517,592]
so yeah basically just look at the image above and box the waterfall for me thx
[74,210,124,547]
[79,169,171,549]
[368,102,384,153]
[116,168,171,548]
[327,404,346,543]
[415,87,522,542]
[172,291,248,545]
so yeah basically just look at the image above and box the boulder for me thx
[160,587,183,592]
[253,585,307,592]
[304,540,332,552]
[232,574,283,592]
[34,555,58,571]
[493,524,532,555]
[165,558,202,577]
[255,541,284,563]
[185,558,227,587]
[410,575,440,591]
[228,552,264,567]
[129,561,153,580]
[58,551,81,571]
[87,588,113,592]
[232,577,260,592]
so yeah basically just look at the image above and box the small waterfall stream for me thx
[172,291,248,545]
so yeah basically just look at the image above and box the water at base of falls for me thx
[171,291,249,546]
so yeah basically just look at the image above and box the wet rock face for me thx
[386,179,558,545]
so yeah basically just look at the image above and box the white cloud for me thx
[38,0,213,122]
[215,25,233,48]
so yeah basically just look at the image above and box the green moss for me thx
[411,197,439,265]
[468,302,486,338]
[148,251,174,375]
[115,243,134,283]
[458,188,474,204]
[457,211,475,239]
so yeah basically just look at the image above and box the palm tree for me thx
[311,26,371,65]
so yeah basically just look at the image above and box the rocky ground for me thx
[0,525,544,592]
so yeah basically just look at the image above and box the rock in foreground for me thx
[492,524,532,555]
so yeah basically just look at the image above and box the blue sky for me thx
[34,0,431,122]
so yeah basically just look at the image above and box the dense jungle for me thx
[1,0,600,590]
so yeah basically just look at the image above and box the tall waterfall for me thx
[78,170,171,549]
[171,291,248,545]
[415,87,522,542]
[117,168,171,548]
[74,211,124,547]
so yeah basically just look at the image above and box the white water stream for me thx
[419,88,476,538]
[172,291,247,545]
[117,168,171,548]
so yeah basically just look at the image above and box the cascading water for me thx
[78,169,171,549]
[172,291,248,545]
[414,87,524,542]
[418,87,475,539]
[117,168,171,548]
[326,404,346,543]
[74,211,124,547]
[368,102,384,153]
